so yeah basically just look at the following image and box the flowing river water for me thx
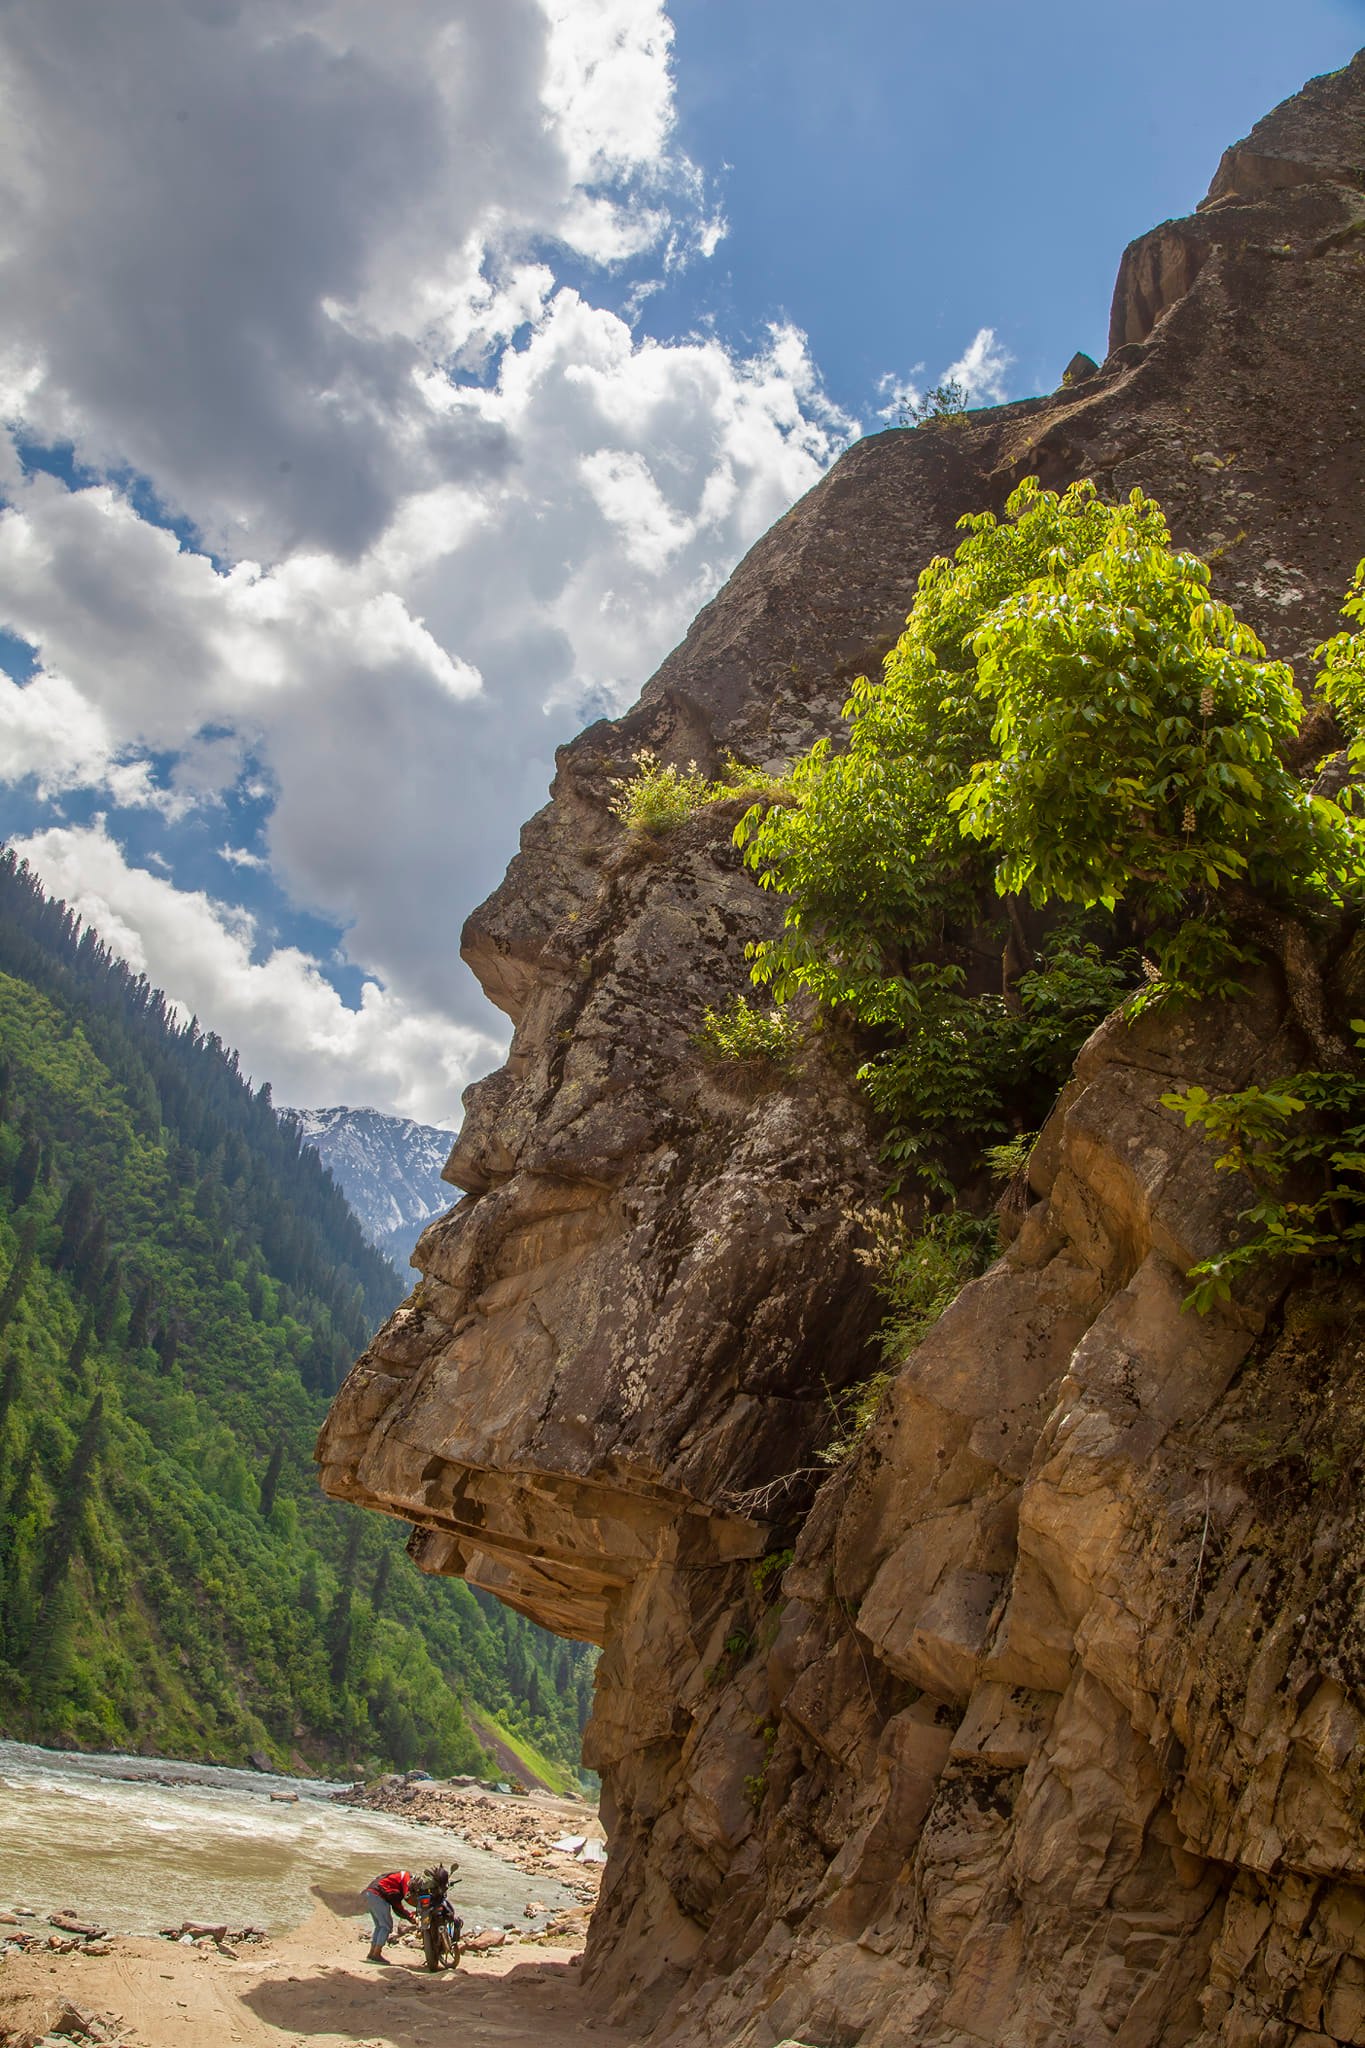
[0,1743,575,1936]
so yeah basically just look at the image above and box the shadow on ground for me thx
[311,1881,370,1918]
[243,1956,618,2046]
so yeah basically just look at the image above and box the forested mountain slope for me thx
[0,850,593,1779]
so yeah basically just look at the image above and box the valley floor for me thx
[0,1904,635,2048]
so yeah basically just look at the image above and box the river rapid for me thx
[0,1743,574,1936]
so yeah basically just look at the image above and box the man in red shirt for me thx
[361,1869,416,1964]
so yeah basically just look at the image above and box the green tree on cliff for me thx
[736,478,1362,1180]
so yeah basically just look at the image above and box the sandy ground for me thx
[0,1899,637,2047]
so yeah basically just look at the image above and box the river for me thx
[0,1743,574,1936]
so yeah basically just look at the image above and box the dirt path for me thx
[0,1901,637,2048]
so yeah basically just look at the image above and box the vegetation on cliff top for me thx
[605,476,1365,1368]
[0,851,595,1779]
[720,481,1358,1196]
[722,477,1365,1328]
[733,479,1361,1170]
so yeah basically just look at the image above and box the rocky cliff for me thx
[318,54,1365,2047]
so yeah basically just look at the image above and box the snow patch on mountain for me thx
[294,1105,457,1268]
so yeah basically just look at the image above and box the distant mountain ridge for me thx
[294,1106,457,1270]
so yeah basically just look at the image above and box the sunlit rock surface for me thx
[320,53,1365,2046]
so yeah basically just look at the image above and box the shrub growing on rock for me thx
[735,478,1364,1185]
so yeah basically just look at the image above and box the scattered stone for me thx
[29,2001,123,2044]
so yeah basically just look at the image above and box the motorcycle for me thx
[410,1864,462,1972]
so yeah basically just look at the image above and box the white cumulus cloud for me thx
[875,325,1016,423]
[943,326,1015,404]
[9,822,501,1125]
[0,0,857,1123]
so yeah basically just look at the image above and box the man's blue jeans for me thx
[363,1888,394,1949]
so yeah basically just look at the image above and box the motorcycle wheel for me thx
[422,1916,442,1972]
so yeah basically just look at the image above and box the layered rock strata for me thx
[319,53,1365,2047]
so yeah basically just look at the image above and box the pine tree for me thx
[25,1392,105,1663]
[258,1440,285,1521]
[93,1258,122,1342]
[74,1211,108,1296]
[0,1432,38,1657]
[0,1218,38,1337]
[0,1350,22,1437]
[299,1555,323,1621]
[63,1310,94,1387]
[154,1318,180,1374]
[326,1519,364,1689]
[53,1179,95,1273]
[370,1549,392,1618]
[126,1277,154,1351]
[9,1132,39,1207]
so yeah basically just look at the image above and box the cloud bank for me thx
[0,0,859,1122]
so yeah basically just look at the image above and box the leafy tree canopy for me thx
[735,479,1364,1184]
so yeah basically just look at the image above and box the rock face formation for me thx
[319,54,1365,2047]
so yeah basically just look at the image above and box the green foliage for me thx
[1162,1026,1365,1311]
[863,1207,996,1362]
[750,1547,793,1599]
[1013,941,1141,1083]
[951,509,1355,923]
[898,378,969,428]
[610,749,715,831]
[1126,916,1261,1017]
[817,1367,895,1467]
[853,934,1137,1190]
[695,994,799,1068]
[609,749,786,835]
[983,1132,1035,1182]
[1314,555,1365,775]
[743,1719,779,1811]
[0,858,597,1782]
[735,478,1365,1187]
[819,1207,995,1464]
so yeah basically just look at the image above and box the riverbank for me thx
[336,1779,606,1913]
[0,1900,634,2048]
[0,1744,583,1941]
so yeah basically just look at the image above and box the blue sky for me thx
[657,1,1365,412]
[0,2,1360,1121]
